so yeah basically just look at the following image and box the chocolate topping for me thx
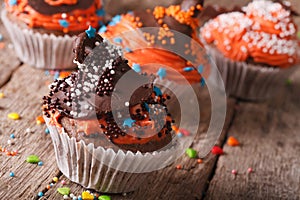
[28,0,94,15]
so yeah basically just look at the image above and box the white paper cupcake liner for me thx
[1,9,76,70]
[45,117,182,193]
[205,45,298,101]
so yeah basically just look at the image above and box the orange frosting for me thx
[5,0,102,33]
[201,1,299,68]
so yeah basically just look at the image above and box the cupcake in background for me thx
[1,0,104,69]
[99,0,210,85]
[43,30,178,192]
[200,0,300,100]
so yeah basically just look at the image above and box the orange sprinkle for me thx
[170,38,175,44]
[36,116,45,125]
[59,71,72,79]
[77,16,83,22]
[227,136,240,146]
[46,185,51,190]
[197,159,203,164]
[161,40,167,45]
[176,165,182,170]
[0,42,5,49]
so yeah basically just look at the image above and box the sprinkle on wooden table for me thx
[61,180,67,185]
[38,161,43,166]
[179,129,190,136]
[53,177,59,183]
[10,133,15,139]
[7,112,20,120]
[98,195,111,200]
[0,92,4,98]
[176,165,182,170]
[231,169,237,175]
[26,155,40,164]
[9,172,15,177]
[81,191,94,200]
[36,116,45,124]
[57,187,71,195]
[0,42,5,49]
[197,159,203,164]
[45,128,50,134]
[247,167,253,173]
[38,192,44,197]
[211,146,224,155]
[186,148,198,158]
[227,136,240,146]
[0,34,3,41]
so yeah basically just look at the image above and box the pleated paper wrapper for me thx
[1,9,76,70]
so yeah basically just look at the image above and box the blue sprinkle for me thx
[132,63,141,73]
[73,197,77,200]
[200,78,206,87]
[45,128,50,134]
[38,161,43,166]
[10,133,15,139]
[157,68,167,80]
[50,183,54,187]
[112,15,121,23]
[197,65,204,74]
[54,71,60,80]
[108,21,117,26]
[98,25,107,33]
[127,11,134,16]
[85,26,96,38]
[177,132,183,138]
[78,197,83,200]
[38,192,44,197]
[58,20,69,28]
[153,86,162,96]
[44,70,50,76]
[9,172,15,177]
[124,47,132,53]
[144,102,150,112]
[96,8,105,16]
[9,0,17,6]
[94,196,97,200]
[183,67,194,72]
[123,118,136,128]
[0,34,3,41]
[113,37,122,43]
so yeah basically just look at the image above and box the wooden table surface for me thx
[1,0,300,199]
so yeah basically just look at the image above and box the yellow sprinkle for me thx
[82,191,94,200]
[53,177,59,183]
[8,113,20,120]
[0,92,4,98]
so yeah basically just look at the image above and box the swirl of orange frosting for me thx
[4,0,102,33]
[201,0,299,68]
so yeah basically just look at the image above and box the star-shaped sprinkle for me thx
[85,26,96,38]
[200,77,206,87]
[59,20,69,28]
[132,63,141,73]
[123,118,136,128]
[157,68,166,79]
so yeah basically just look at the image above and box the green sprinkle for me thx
[26,155,40,164]
[98,195,111,200]
[297,31,300,39]
[57,187,70,196]
[286,78,292,86]
[186,148,197,158]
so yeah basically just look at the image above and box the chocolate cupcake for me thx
[43,30,177,192]
[1,0,103,69]
[200,0,300,100]
[99,0,210,85]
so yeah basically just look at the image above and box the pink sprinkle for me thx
[247,168,253,173]
[231,169,237,175]
[179,129,190,136]
[61,180,66,185]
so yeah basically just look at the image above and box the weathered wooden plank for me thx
[0,5,22,88]
[0,64,60,199]
[204,73,300,199]
[42,89,236,200]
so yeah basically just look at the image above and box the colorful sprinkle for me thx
[9,172,15,177]
[124,47,132,52]
[10,134,15,139]
[153,86,162,96]
[227,136,240,146]
[175,165,182,170]
[231,169,237,175]
[36,116,45,125]
[98,25,107,33]
[186,148,197,158]
[25,128,32,134]
[61,180,67,185]
[57,187,71,196]
[112,15,122,23]
[211,146,224,155]
[85,26,96,38]
[247,167,253,173]
[38,192,44,197]
[0,92,4,98]
[98,195,111,200]
[96,8,105,16]
[200,77,206,87]
[26,155,40,164]
[183,67,194,72]
[64,195,69,199]
[82,191,94,200]
[157,68,167,79]
[9,0,17,6]
[132,63,141,73]
[123,118,136,128]
[0,34,3,41]
[45,128,50,134]
[113,37,122,43]
[38,161,44,166]
[8,112,20,120]
[197,65,204,74]
[59,20,69,28]
[177,132,183,138]
[53,177,59,182]
[179,129,190,136]
[197,159,203,164]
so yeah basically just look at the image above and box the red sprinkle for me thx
[231,169,237,175]
[179,129,190,136]
[211,146,224,155]
[176,165,182,170]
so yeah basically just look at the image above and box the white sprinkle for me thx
[125,102,129,106]
[110,70,115,74]
[25,128,32,133]
[61,13,67,19]
[104,79,108,83]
